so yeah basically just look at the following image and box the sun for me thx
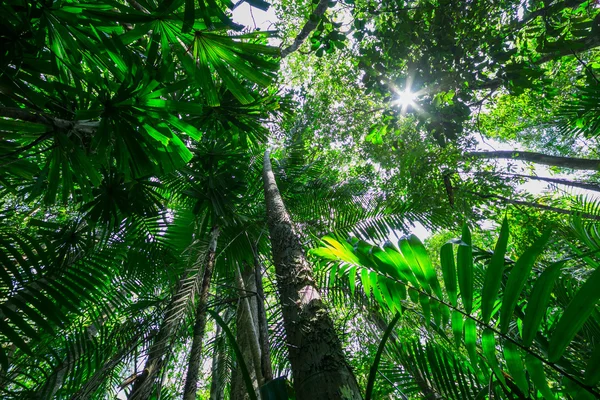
[392,89,417,107]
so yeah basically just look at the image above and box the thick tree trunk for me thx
[251,243,274,383]
[262,149,362,400]
[182,226,220,400]
[467,150,600,171]
[129,228,219,400]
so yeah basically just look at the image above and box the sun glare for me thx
[392,89,416,107]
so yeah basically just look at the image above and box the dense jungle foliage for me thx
[1,0,600,398]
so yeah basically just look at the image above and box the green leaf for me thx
[482,329,506,386]
[457,224,473,314]
[481,218,509,323]
[500,230,550,334]
[525,354,555,400]
[348,266,357,297]
[522,261,563,347]
[360,268,371,296]
[503,341,528,395]
[419,292,431,325]
[440,242,458,306]
[451,310,463,347]
[398,237,430,292]
[548,263,600,362]
[584,342,600,385]
[464,318,478,372]
[408,234,444,301]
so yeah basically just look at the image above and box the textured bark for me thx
[239,263,263,385]
[252,244,274,383]
[230,359,245,400]
[182,227,220,400]
[280,0,329,58]
[467,150,600,171]
[128,287,184,399]
[262,149,361,400]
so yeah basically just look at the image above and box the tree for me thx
[262,149,362,399]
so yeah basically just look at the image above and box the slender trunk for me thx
[465,190,600,220]
[128,229,218,400]
[251,243,274,383]
[238,263,264,386]
[262,149,362,400]
[231,269,261,400]
[182,226,221,400]
[210,332,225,400]
[467,150,600,171]
[476,171,600,193]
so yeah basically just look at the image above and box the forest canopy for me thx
[1,0,600,399]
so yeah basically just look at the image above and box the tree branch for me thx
[280,0,330,58]
[467,150,600,171]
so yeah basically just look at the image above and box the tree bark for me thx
[237,262,264,387]
[251,243,274,383]
[262,149,362,400]
[467,150,600,171]
[280,0,329,58]
[231,264,263,400]
[182,226,221,400]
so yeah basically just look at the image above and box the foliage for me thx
[1,0,600,398]
[313,219,600,398]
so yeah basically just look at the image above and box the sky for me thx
[232,3,277,31]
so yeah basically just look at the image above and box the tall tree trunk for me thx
[251,243,274,383]
[467,150,600,170]
[182,226,221,400]
[128,227,219,400]
[262,149,362,400]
